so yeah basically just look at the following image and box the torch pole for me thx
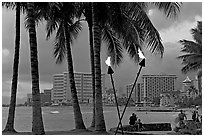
[115,59,145,135]
[110,74,124,135]
[107,65,124,134]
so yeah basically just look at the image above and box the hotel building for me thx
[126,74,177,105]
[142,74,177,102]
[126,83,144,103]
[53,72,105,103]
[53,74,65,102]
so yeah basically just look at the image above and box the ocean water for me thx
[2,106,194,132]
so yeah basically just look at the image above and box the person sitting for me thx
[178,110,187,128]
[129,113,137,126]
[137,119,143,131]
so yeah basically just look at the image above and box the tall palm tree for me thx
[178,21,202,94]
[90,2,181,131]
[83,3,124,129]
[92,3,106,131]
[2,2,21,133]
[25,2,45,134]
[83,3,96,128]
[45,2,86,129]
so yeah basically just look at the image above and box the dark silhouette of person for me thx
[137,119,143,131]
[192,111,197,121]
[178,110,187,127]
[196,112,200,122]
[129,113,137,126]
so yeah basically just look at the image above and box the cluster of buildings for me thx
[27,72,105,106]
[26,72,200,107]
[126,74,177,107]
[27,89,52,106]
[126,75,200,107]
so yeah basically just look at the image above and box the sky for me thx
[1,2,202,104]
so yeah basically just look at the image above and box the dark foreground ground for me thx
[2,128,182,135]
[2,129,110,135]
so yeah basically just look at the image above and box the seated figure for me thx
[137,119,143,131]
[129,113,137,126]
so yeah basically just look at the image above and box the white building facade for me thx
[53,72,105,103]
[142,74,177,103]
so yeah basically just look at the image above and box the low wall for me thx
[119,123,172,132]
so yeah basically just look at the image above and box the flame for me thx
[105,57,111,66]
[138,49,146,59]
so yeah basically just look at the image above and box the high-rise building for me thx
[53,72,106,103]
[126,84,136,101]
[126,83,143,103]
[142,74,177,102]
[44,88,52,95]
[137,83,144,102]
[53,74,65,102]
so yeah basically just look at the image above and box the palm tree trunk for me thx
[92,3,106,132]
[86,2,96,128]
[27,2,45,135]
[64,24,86,129]
[3,3,20,133]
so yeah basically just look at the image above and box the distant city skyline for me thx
[2,2,202,104]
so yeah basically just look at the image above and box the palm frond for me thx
[46,18,59,40]
[68,20,82,44]
[177,53,202,60]
[102,26,124,67]
[2,2,27,13]
[181,62,202,74]
[152,2,182,18]
[53,23,66,64]
[178,54,202,67]
[179,40,201,54]
[191,21,202,44]
[2,2,15,9]
[45,2,83,63]
[33,2,50,25]
[125,3,164,57]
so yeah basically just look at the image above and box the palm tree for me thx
[83,3,96,128]
[178,21,202,94]
[83,3,124,129]
[188,86,198,99]
[45,2,86,129]
[90,2,181,131]
[2,2,21,133]
[25,2,45,134]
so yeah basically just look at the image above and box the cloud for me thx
[148,9,153,16]
[2,48,10,56]
[2,48,10,63]
[148,2,202,31]
[159,16,201,43]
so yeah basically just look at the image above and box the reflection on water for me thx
[2,106,193,132]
